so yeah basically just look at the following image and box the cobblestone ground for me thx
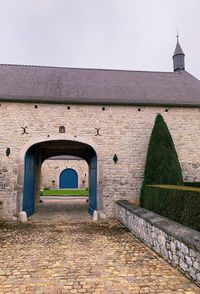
[0,198,199,294]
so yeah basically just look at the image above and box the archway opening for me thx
[41,155,88,191]
[22,140,97,217]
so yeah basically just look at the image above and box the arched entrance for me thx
[59,168,78,189]
[22,139,97,217]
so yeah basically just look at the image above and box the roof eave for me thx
[173,53,185,58]
[0,97,199,108]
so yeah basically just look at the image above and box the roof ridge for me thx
[0,63,177,74]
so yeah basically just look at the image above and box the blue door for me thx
[23,146,36,217]
[59,168,78,189]
[88,152,97,215]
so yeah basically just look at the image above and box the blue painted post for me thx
[23,146,37,216]
[88,152,97,215]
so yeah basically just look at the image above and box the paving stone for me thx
[0,199,199,293]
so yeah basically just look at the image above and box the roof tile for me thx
[0,64,199,106]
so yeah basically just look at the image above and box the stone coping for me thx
[116,200,200,252]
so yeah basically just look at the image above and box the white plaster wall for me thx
[0,102,199,219]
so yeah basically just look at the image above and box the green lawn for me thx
[41,189,88,196]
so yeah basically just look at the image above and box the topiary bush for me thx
[143,185,200,231]
[140,114,183,205]
[184,182,200,188]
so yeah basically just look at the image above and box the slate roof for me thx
[173,40,185,57]
[48,155,83,160]
[0,64,200,107]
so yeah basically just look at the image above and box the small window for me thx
[59,126,65,133]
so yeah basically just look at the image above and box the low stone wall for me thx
[116,200,200,286]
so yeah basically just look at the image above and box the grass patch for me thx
[41,189,88,196]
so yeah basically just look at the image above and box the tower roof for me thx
[173,36,185,57]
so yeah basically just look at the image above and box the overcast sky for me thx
[0,0,200,79]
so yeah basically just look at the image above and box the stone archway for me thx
[17,136,99,217]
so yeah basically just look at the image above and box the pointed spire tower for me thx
[173,35,185,72]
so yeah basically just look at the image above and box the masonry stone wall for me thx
[116,200,200,286]
[0,102,200,219]
[41,159,88,188]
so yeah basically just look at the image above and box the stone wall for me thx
[116,200,200,286]
[0,102,200,219]
[41,159,88,188]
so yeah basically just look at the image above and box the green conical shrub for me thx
[140,114,183,206]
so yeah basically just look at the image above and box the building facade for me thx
[0,38,199,220]
[41,157,88,189]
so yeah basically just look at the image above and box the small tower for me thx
[172,35,185,72]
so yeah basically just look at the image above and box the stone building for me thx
[0,38,200,220]
[41,156,88,189]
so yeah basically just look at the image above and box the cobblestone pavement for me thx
[0,198,199,294]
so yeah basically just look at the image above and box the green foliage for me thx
[43,187,50,191]
[40,187,49,195]
[143,185,200,231]
[184,182,200,188]
[140,114,183,205]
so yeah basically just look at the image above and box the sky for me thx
[0,0,200,79]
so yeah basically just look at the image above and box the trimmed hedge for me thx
[143,185,200,231]
[140,114,183,205]
[184,182,200,188]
